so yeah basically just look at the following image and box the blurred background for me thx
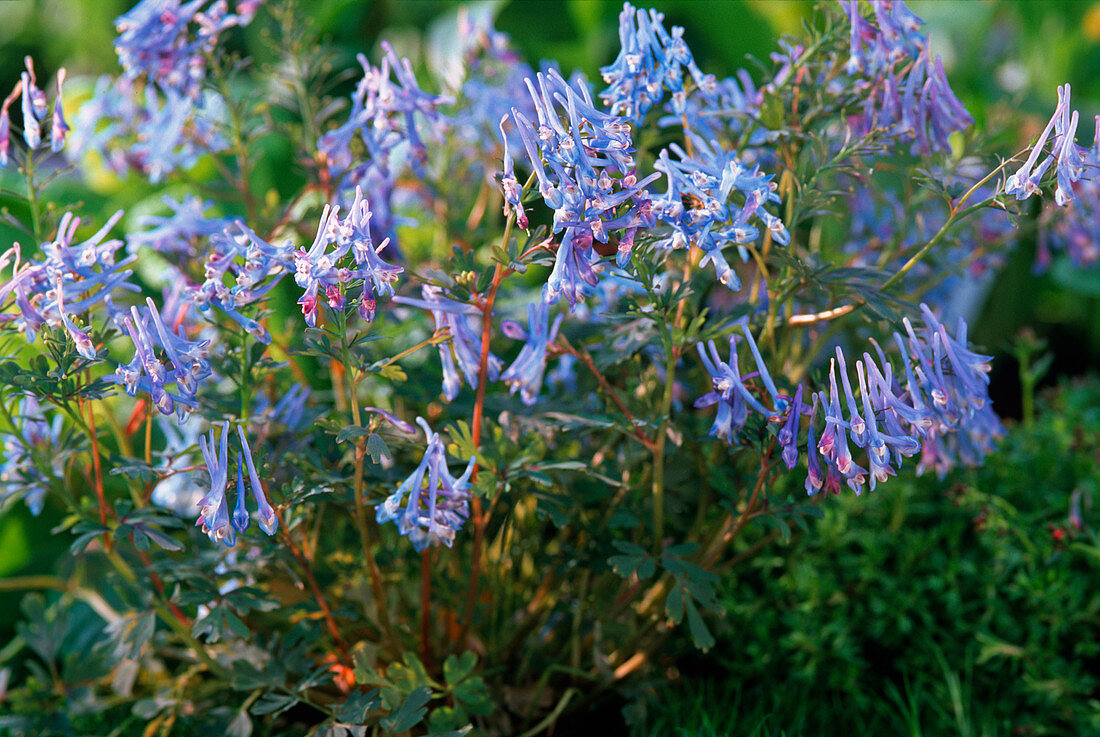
[1,2,1097,735]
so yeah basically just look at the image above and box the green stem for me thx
[651,342,676,550]
[337,309,392,640]
[25,150,41,242]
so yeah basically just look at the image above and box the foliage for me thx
[0,1,1095,735]
[635,376,1100,737]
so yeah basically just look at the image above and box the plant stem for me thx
[275,506,352,664]
[556,334,654,452]
[336,309,392,640]
[420,549,432,667]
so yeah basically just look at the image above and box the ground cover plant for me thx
[0,1,1096,735]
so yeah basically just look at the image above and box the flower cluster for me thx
[114,0,263,98]
[1005,84,1089,207]
[840,0,925,76]
[0,396,63,517]
[394,286,501,402]
[843,0,974,156]
[600,2,716,122]
[319,40,452,187]
[1,57,69,166]
[189,220,288,343]
[694,321,790,446]
[501,300,564,406]
[506,69,657,305]
[71,76,228,183]
[376,417,475,551]
[293,186,403,325]
[106,298,212,423]
[195,421,277,547]
[0,211,137,358]
[1040,120,1100,268]
[652,134,788,289]
[697,305,1001,495]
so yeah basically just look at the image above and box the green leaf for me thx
[367,433,390,464]
[335,689,380,724]
[684,595,715,652]
[380,686,431,733]
[140,526,184,552]
[443,652,477,686]
[251,693,298,716]
[609,540,656,580]
[665,582,685,625]
[336,425,372,444]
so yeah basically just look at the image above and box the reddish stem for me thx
[457,263,506,647]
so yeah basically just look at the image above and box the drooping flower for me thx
[237,425,277,535]
[106,298,213,423]
[376,417,475,551]
[501,300,565,405]
[196,421,234,547]
[1004,84,1089,206]
[393,285,502,401]
[694,322,789,444]
[840,0,925,77]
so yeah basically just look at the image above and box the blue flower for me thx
[196,421,234,547]
[652,135,788,289]
[1005,84,1088,206]
[501,301,565,405]
[115,0,262,98]
[507,68,658,307]
[376,418,475,551]
[237,425,277,536]
[394,286,502,401]
[600,3,716,123]
[130,195,233,256]
[106,298,211,423]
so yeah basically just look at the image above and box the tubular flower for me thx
[319,41,452,187]
[652,133,788,290]
[840,0,925,77]
[696,309,998,495]
[1,58,69,165]
[600,2,717,122]
[501,300,565,405]
[195,421,234,547]
[376,417,475,551]
[694,322,788,445]
[843,2,974,156]
[0,211,137,355]
[507,69,658,306]
[1004,84,1089,206]
[237,425,277,536]
[105,298,212,423]
[394,286,502,402]
[1041,114,1100,269]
